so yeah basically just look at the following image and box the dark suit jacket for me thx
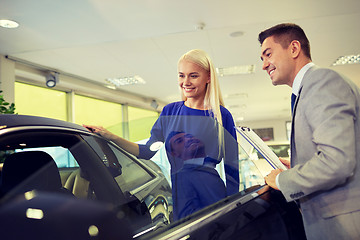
[173,163,226,220]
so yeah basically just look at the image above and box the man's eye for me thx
[178,74,184,78]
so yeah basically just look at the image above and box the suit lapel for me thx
[290,65,318,165]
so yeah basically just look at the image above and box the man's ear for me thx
[290,40,301,58]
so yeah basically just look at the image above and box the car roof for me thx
[0,114,87,132]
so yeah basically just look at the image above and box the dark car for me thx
[0,114,306,239]
[0,114,172,239]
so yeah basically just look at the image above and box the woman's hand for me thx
[83,124,139,156]
[82,124,115,140]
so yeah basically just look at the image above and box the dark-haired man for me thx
[165,131,226,220]
[259,23,360,240]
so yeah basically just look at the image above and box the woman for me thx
[84,49,239,219]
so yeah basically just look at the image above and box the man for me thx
[165,131,226,220]
[259,23,360,240]
[165,131,207,162]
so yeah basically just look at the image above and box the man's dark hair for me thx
[258,23,312,60]
[165,131,184,153]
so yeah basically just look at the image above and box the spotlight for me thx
[150,100,158,109]
[46,72,59,88]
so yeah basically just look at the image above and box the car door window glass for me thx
[108,144,153,192]
[83,136,153,192]
[15,146,78,168]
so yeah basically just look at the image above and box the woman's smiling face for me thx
[178,60,209,101]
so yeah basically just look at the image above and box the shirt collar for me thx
[184,157,204,165]
[292,62,315,96]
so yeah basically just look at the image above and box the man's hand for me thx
[279,157,290,169]
[264,169,283,190]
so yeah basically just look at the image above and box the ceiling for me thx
[1,0,360,123]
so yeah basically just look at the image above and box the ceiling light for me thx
[150,99,158,109]
[236,116,245,121]
[332,54,360,66]
[106,75,145,87]
[229,31,244,38]
[216,65,255,76]
[224,93,248,99]
[195,22,205,31]
[105,85,116,90]
[227,104,247,109]
[0,19,19,29]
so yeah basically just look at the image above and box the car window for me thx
[82,135,154,192]
[109,144,154,192]
[15,146,78,168]
[0,131,120,201]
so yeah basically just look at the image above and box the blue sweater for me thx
[138,101,237,160]
[137,101,240,219]
[138,101,239,191]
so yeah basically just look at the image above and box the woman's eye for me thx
[190,75,198,78]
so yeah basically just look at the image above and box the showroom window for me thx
[128,106,158,142]
[14,82,158,141]
[14,82,67,121]
[74,94,123,137]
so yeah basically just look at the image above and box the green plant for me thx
[0,90,16,114]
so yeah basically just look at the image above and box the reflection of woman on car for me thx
[165,131,227,220]
[83,49,239,217]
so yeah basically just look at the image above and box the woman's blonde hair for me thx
[178,49,224,126]
[178,49,226,156]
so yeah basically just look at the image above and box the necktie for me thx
[291,93,296,113]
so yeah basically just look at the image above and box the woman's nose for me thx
[183,76,191,85]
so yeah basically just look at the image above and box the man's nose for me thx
[262,59,269,71]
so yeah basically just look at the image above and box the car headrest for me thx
[1,151,62,196]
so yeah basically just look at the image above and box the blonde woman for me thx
[84,49,239,219]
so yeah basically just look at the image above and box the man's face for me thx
[260,36,295,87]
[169,133,205,160]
